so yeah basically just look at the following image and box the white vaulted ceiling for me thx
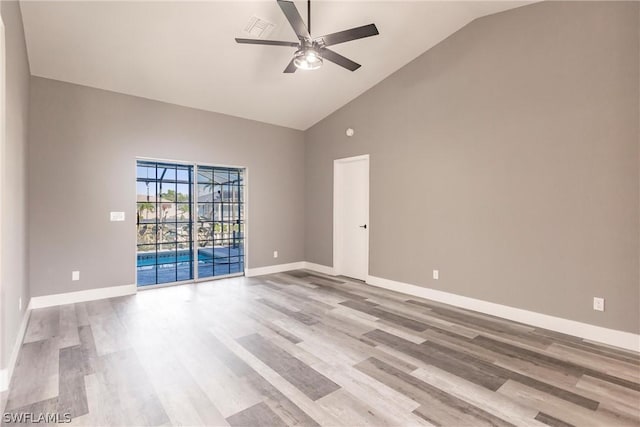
[19,1,530,130]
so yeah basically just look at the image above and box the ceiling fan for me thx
[235,0,379,73]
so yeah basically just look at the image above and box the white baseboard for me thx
[29,284,137,310]
[365,275,640,353]
[245,262,306,277]
[0,302,32,392]
[302,262,335,276]
[244,261,335,278]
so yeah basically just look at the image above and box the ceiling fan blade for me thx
[277,0,310,40]
[321,48,361,71]
[316,24,379,47]
[235,38,299,47]
[283,58,298,73]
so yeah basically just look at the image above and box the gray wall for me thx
[0,1,30,369]
[305,1,640,333]
[28,77,305,297]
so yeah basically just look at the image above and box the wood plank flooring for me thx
[3,270,639,426]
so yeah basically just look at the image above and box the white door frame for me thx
[333,154,370,279]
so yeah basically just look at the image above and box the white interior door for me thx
[334,155,369,281]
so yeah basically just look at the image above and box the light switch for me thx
[110,212,125,222]
[72,271,80,281]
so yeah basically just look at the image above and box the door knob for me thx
[359,224,367,229]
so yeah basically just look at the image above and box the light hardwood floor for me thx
[3,270,640,426]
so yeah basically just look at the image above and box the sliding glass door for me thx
[196,166,245,279]
[136,161,194,286]
[136,160,245,287]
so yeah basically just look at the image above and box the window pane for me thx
[230,240,243,253]
[213,203,222,221]
[198,239,214,249]
[220,184,231,202]
[229,170,239,185]
[218,203,226,220]
[137,224,156,245]
[197,204,212,221]
[197,221,214,241]
[160,182,177,202]
[198,183,213,201]
[208,221,220,240]
[214,241,230,258]
[213,184,223,202]
[229,248,242,261]
[214,170,229,185]
[158,201,174,221]
[228,203,240,222]
[137,164,156,180]
[136,181,155,197]
[228,224,244,240]
[163,203,178,221]
[177,263,192,281]
[137,201,156,222]
[158,166,176,181]
[237,185,244,203]
[176,203,191,222]
[214,259,230,276]
[176,183,190,202]
[198,248,214,278]
[197,169,213,184]
[229,185,242,203]
[161,223,177,243]
[230,258,243,275]
[177,247,192,281]
[176,167,191,182]
[157,263,177,284]
[177,223,191,242]
[137,266,156,286]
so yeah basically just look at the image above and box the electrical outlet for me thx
[433,270,439,280]
[273,250,278,259]
[72,271,80,281]
[18,297,22,311]
[593,297,605,312]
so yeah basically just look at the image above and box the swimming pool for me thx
[137,250,207,267]
[136,247,245,286]
[136,247,245,267]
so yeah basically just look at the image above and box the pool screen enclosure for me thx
[136,160,245,287]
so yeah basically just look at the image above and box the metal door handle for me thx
[359,224,367,229]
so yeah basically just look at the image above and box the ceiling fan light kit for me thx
[235,0,379,73]
[294,46,323,70]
